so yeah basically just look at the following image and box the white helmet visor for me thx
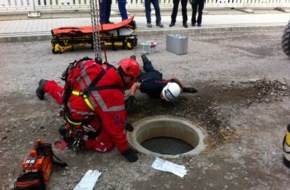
[162,83,179,101]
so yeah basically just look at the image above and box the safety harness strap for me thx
[65,113,83,126]
[87,69,106,90]
[71,84,121,112]
[71,69,120,113]
[71,69,106,112]
[71,90,95,111]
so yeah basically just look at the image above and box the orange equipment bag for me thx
[14,139,67,190]
[22,139,53,182]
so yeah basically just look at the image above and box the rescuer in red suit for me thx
[36,57,141,162]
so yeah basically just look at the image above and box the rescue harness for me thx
[61,57,120,127]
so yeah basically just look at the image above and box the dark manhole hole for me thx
[141,136,194,155]
[127,115,207,158]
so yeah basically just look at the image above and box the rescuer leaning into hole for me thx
[125,54,198,110]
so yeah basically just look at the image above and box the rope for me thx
[90,0,104,63]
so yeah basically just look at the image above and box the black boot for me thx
[169,22,175,27]
[141,54,149,64]
[130,55,136,60]
[36,79,47,100]
[59,124,68,142]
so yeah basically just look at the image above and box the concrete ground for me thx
[1,8,290,190]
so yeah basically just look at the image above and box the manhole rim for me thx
[127,115,207,158]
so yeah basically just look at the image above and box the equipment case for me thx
[166,34,188,55]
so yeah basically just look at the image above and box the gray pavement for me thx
[0,9,290,42]
[1,8,290,190]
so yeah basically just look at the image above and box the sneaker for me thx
[36,79,47,100]
[147,23,152,28]
[183,23,188,28]
[130,55,136,60]
[197,23,201,27]
[156,23,164,28]
[169,22,175,27]
[192,23,196,27]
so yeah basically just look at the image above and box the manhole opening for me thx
[128,116,206,158]
[141,136,194,155]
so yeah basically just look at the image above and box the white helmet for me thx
[162,82,181,101]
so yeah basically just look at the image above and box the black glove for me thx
[122,148,139,162]
[183,87,198,93]
[87,131,99,139]
[126,122,134,132]
[125,95,136,110]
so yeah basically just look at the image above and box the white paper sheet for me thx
[151,157,187,178]
[74,170,102,190]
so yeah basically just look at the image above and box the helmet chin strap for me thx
[117,67,132,88]
[117,67,126,84]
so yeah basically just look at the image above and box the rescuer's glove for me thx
[126,122,134,132]
[87,131,99,139]
[122,148,139,162]
[183,87,198,93]
[125,95,136,110]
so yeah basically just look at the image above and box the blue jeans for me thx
[145,0,161,24]
[100,0,112,24]
[118,0,128,20]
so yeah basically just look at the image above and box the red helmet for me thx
[118,58,141,82]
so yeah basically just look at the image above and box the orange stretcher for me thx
[51,16,138,54]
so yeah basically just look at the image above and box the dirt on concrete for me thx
[1,27,290,190]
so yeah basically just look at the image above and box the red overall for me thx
[44,60,129,154]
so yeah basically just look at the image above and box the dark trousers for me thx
[118,0,128,20]
[138,55,162,81]
[191,0,204,24]
[142,55,155,72]
[100,0,112,24]
[145,0,162,24]
[171,0,188,24]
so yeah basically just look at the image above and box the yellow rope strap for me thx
[72,90,95,111]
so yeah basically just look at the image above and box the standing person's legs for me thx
[197,1,204,26]
[152,0,161,25]
[191,1,198,26]
[170,0,179,26]
[118,0,128,20]
[100,0,106,24]
[106,0,112,23]
[181,0,188,25]
[144,0,152,26]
